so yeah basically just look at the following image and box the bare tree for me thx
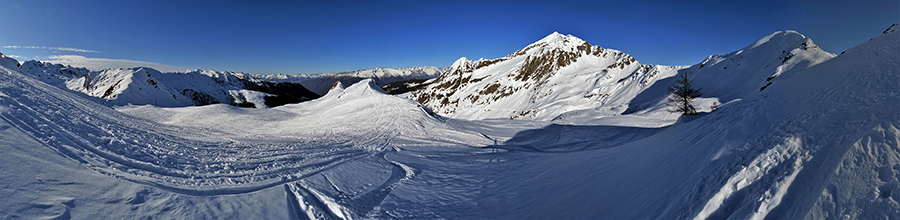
[667,72,703,115]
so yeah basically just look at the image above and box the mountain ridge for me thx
[255,66,445,95]
[410,30,834,122]
[2,59,321,108]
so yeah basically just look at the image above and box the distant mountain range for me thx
[0,27,873,125]
[0,56,445,108]
[0,59,320,108]
[0,24,896,219]
[255,66,444,95]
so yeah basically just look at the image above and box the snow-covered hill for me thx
[411,31,834,122]
[0,25,896,219]
[0,63,492,218]
[5,59,320,108]
[475,27,898,219]
[256,66,444,95]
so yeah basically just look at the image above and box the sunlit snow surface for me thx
[1,30,898,219]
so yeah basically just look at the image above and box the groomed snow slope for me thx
[0,28,896,219]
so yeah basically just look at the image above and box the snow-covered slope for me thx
[257,66,444,95]
[118,79,488,146]
[466,25,899,219]
[688,30,835,102]
[77,67,191,107]
[411,31,834,122]
[9,60,320,108]
[0,26,895,219]
[0,64,492,218]
[0,52,21,70]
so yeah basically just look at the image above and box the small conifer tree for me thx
[667,72,703,115]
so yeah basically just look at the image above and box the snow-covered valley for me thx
[1,25,898,220]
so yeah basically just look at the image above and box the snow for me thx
[0,27,897,219]
[8,61,319,108]
[451,57,472,69]
[533,31,587,50]
[412,30,833,124]
[255,66,444,95]
[460,29,897,218]
[695,136,808,220]
[0,52,20,70]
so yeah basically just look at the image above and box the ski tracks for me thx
[282,97,419,220]
[0,68,385,196]
[283,154,412,220]
[0,69,456,219]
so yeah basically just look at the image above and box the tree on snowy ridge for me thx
[667,72,702,115]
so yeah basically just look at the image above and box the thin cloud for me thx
[43,55,190,73]
[4,54,27,59]
[4,54,25,59]
[3,46,100,53]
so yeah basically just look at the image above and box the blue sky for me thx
[1,0,897,74]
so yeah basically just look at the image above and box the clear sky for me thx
[1,0,897,74]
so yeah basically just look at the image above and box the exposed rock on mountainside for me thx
[3,59,319,108]
[256,66,444,95]
[411,31,834,122]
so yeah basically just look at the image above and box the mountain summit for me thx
[411,32,666,121]
[411,31,834,122]
[7,58,320,108]
[533,31,587,49]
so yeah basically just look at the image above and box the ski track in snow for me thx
[0,66,498,219]
[695,136,811,220]
[0,67,385,193]
[1,29,898,219]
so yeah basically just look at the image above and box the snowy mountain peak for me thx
[748,30,818,51]
[526,32,589,53]
[537,31,565,43]
[413,29,838,121]
[447,57,476,75]
[451,57,473,68]
[412,31,652,120]
[680,30,836,106]
[9,60,319,108]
